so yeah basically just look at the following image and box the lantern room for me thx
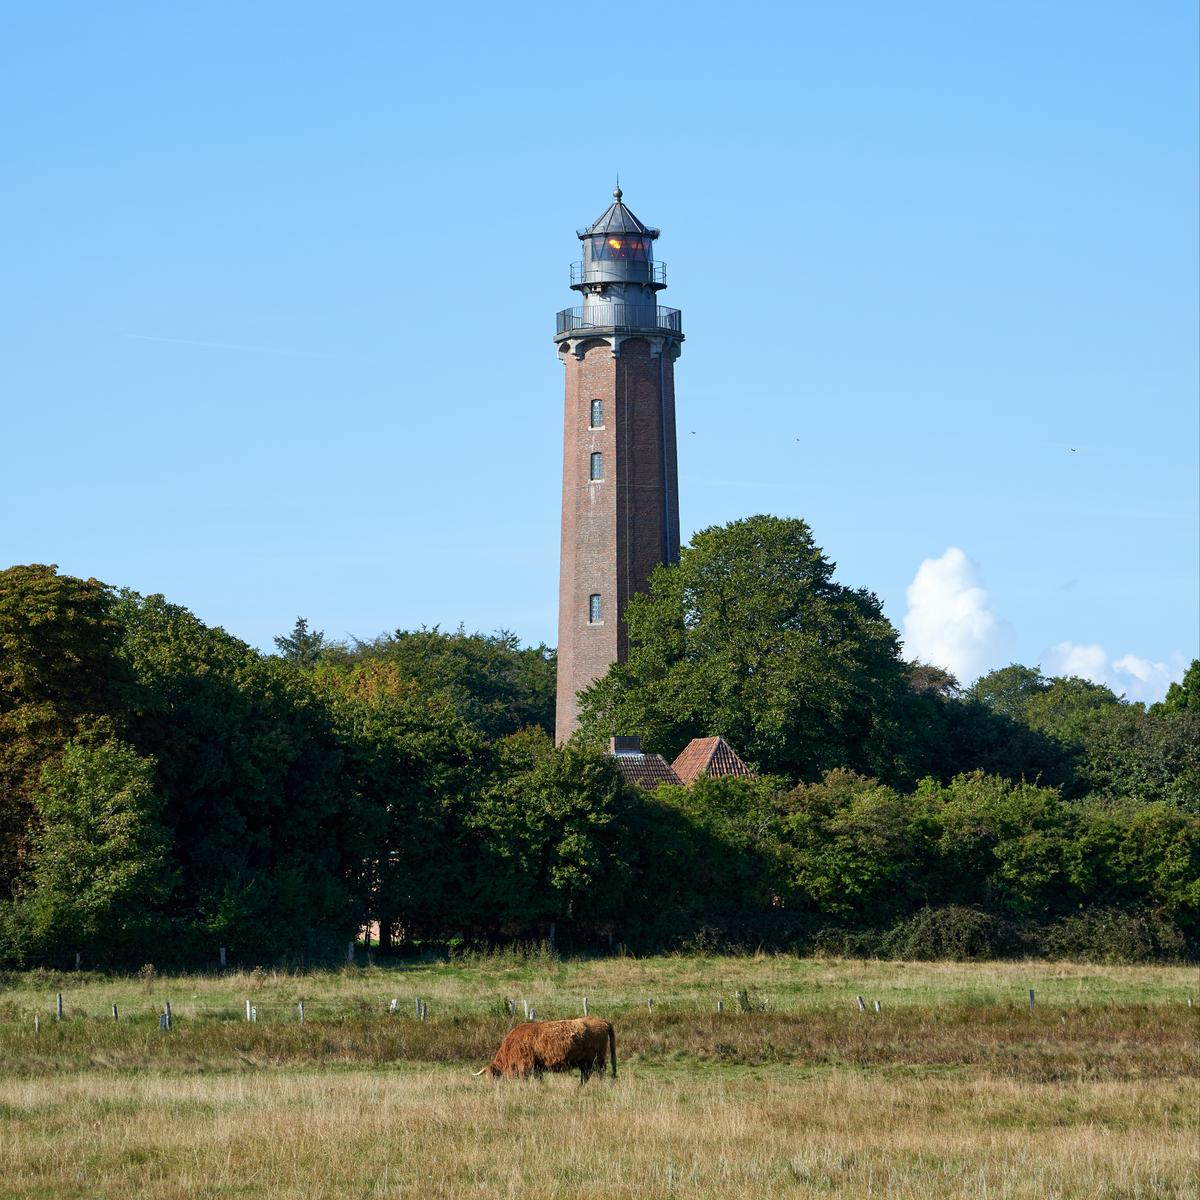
[571,185,667,293]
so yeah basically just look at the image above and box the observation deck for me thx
[555,304,682,336]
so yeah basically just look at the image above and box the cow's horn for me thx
[471,1067,487,1076]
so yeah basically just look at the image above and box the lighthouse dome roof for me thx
[577,186,660,240]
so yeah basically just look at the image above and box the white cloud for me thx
[902,547,1008,683]
[1045,642,1186,704]
[1043,641,1109,682]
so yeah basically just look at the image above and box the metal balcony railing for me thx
[570,261,667,286]
[555,305,682,335]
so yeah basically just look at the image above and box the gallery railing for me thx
[569,261,667,286]
[555,305,682,335]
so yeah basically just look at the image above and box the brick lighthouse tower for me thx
[553,186,684,742]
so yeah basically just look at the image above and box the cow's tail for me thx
[607,1022,617,1079]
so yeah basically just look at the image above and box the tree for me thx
[1073,798,1200,939]
[1157,660,1200,715]
[317,658,486,947]
[274,617,329,669]
[784,770,934,921]
[24,738,176,959]
[926,772,1081,920]
[466,729,631,940]
[965,664,1049,721]
[575,516,913,783]
[1023,675,1121,744]
[115,591,363,957]
[651,774,794,918]
[1073,703,1200,810]
[907,662,960,697]
[337,627,555,739]
[0,565,129,897]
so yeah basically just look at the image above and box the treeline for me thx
[0,518,1196,967]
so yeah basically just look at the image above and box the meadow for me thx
[0,954,1196,1199]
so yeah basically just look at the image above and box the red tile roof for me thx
[611,751,681,790]
[672,736,754,785]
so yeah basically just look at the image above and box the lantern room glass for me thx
[587,235,652,263]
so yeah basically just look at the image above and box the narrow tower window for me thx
[590,399,603,428]
[589,594,602,624]
[590,452,603,481]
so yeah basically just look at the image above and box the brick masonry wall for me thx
[556,336,680,741]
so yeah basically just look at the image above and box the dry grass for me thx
[0,957,1195,1197]
[1,1068,1195,1199]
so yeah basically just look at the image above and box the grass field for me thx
[1,955,1196,1198]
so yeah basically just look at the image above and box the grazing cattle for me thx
[473,1017,617,1082]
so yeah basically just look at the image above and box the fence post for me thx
[582,996,588,1016]
[522,999,529,1019]
[34,1014,40,1033]
[873,999,881,1013]
[389,998,398,1013]
[415,996,422,1018]
[56,993,63,1022]
[298,1001,305,1023]
[112,1004,119,1022]
[647,998,654,1014]
[528,1007,535,1021]
[856,995,866,1013]
[1029,989,1035,1011]
[346,941,355,966]
[251,1005,257,1023]
[219,946,226,968]
[506,998,515,1016]
[74,952,81,971]
[245,999,252,1022]
[716,999,723,1014]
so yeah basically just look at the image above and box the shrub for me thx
[809,927,885,959]
[1034,907,1189,963]
[880,905,1021,961]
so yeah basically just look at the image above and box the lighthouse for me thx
[553,187,684,742]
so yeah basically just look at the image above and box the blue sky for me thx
[2,2,1196,700]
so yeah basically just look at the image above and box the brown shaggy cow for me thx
[473,1017,617,1082]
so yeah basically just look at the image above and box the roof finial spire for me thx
[613,172,622,200]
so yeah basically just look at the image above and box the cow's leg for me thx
[579,1063,592,1084]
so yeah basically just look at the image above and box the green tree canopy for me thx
[0,565,130,897]
[273,617,329,669]
[1023,675,1121,743]
[784,770,934,921]
[965,664,1050,721]
[575,515,912,782]
[1157,660,1200,715]
[114,591,362,957]
[24,738,176,959]
[466,729,631,938]
[336,626,555,739]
